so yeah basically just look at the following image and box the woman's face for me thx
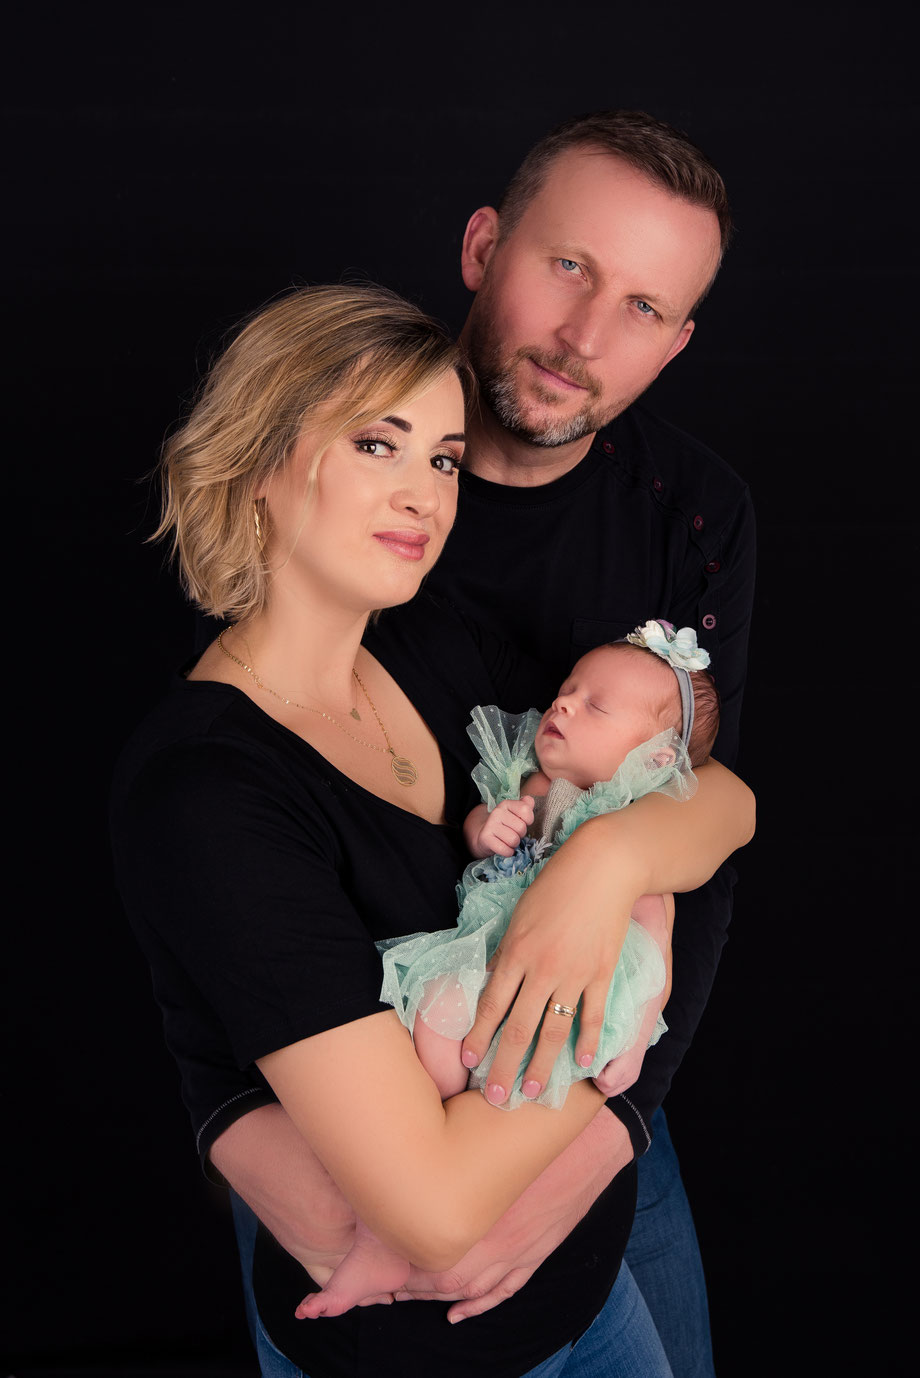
[264,370,466,616]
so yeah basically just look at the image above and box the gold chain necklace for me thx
[217,628,418,787]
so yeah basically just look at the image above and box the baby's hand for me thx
[477,796,535,858]
[591,1042,647,1098]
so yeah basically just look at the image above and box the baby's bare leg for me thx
[413,973,475,1099]
[295,1218,410,1319]
[412,1015,470,1099]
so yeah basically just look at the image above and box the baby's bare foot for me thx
[295,1228,410,1319]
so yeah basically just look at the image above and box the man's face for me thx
[461,150,722,448]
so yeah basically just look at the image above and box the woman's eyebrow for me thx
[382,416,465,443]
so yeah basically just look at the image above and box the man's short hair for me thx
[499,110,732,309]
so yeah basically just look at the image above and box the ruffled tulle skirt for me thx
[378,860,666,1110]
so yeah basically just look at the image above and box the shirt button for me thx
[652,477,664,492]
[705,560,721,573]
[602,441,615,453]
[693,514,705,530]
[702,614,717,630]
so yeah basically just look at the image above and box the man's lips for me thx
[528,358,589,393]
[373,530,430,562]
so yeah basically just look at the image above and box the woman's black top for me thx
[110,593,634,1378]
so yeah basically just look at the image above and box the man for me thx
[211,112,754,1377]
[420,110,754,1377]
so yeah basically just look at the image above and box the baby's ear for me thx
[649,746,677,769]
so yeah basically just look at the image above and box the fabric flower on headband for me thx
[626,619,711,671]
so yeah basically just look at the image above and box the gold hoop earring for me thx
[253,501,266,551]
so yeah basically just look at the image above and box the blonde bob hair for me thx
[155,284,471,621]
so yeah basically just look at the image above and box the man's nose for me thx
[555,294,615,360]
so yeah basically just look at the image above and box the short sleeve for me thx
[114,735,387,1073]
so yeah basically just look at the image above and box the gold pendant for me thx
[390,753,418,787]
[350,708,361,721]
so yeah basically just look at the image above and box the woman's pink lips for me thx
[373,530,430,561]
[529,359,588,393]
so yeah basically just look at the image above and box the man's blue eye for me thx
[635,300,655,315]
[559,259,580,272]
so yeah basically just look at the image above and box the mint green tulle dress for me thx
[377,705,698,1110]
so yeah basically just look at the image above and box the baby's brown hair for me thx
[605,642,720,767]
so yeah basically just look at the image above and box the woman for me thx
[111,284,754,1377]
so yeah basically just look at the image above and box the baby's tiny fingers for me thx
[592,1057,625,1096]
[508,795,535,827]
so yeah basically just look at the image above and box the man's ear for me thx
[656,319,695,378]
[649,746,677,769]
[460,207,500,292]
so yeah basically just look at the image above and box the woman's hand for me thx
[460,825,637,1105]
[460,761,754,1104]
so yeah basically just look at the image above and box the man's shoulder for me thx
[600,404,749,518]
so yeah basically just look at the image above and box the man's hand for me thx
[394,1108,632,1321]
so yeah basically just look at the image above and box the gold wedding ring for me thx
[547,1001,578,1019]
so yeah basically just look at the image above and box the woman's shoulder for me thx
[111,675,313,828]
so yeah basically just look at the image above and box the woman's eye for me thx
[432,453,461,475]
[356,438,394,457]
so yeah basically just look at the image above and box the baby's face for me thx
[536,646,672,789]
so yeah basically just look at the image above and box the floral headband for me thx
[626,620,711,745]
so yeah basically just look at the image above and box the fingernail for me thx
[485,1082,506,1105]
[578,1053,594,1068]
[522,1079,541,1098]
[448,1313,465,1324]
[461,1048,480,1068]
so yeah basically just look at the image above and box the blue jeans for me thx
[625,1108,716,1378]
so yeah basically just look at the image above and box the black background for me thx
[7,3,913,1374]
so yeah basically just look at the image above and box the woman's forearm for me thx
[258,1014,604,1273]
[551,758,755,902]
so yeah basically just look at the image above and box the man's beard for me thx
[466,301,628,448]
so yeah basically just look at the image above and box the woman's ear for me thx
[460,207,500,292]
